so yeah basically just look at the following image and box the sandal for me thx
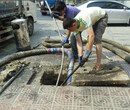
[89,65,103,73]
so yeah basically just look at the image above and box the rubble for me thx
[0,60,28,86]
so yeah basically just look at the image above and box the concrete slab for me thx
[72,49,130,86]
[72,61,130,86]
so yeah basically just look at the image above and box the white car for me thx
[77,0,130,24]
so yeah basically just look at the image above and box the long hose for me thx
[42,1,73,109]
[45,0,64,86]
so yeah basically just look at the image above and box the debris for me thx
[0,67,24,95]
[0,60,29,86]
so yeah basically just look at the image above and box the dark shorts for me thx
[93,13,108,44]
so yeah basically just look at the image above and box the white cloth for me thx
[74,7,106,36]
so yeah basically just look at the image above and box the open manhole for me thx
[40,71,67,86]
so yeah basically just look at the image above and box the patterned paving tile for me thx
[73,95,92,107]
[92,96,112,107]
[108,87,129,96]
[0,103,11,110]
[111,96,130,108]
[32,94,53,105]
[0,92,19,104]
[38,85,57,94]
[14,93,37,104]
[30,105,51,110]
[4,85,24,93]
[93,108,114,110]
[10,103,31,110]
[91,87,109,96]
[0,85,130,110]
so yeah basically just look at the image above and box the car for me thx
[77,0,130,24]
[39,0,56,15]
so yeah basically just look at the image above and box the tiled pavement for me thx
[0,85,130,110]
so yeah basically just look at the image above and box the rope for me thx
[44,1,65,109]
[45,0,64,87]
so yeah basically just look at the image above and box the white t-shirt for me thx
[74,7,106,36]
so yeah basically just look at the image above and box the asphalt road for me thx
[0,8,66,59]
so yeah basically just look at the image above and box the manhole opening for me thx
[40,71,67,86]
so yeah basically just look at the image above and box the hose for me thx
[45,0,64,86]
[61,64,80,86]
[0,48,74,95]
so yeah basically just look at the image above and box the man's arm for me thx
[78,26,94,66]
[66,30,71,39]
[58,16,64,21]
[51,12,64,21]
[86,26,95,50]
[76,34,83,56]
[61,30,71,45]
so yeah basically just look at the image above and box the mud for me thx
[0,60,28,86]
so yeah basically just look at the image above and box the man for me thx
[52,1,80,60]
[63,7,108,72]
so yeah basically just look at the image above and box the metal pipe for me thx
[0,67,24,95]
[27,71,37,85]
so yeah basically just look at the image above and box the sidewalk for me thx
[0,85,130,110]
[104,26,130,48]
[82,26,130,49]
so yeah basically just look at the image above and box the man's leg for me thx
[70,33,78,59]
[91,13,108,71]
[96,44,102,66]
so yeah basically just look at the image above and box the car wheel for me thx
[27,18,34,36]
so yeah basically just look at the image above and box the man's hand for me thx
[50,12,59,19]
[61,38,69,45]
[79,50,91,67]
[79,56,85,67]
